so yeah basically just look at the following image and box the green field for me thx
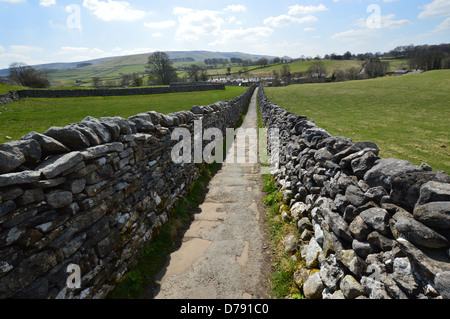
[208,60,364,79]
[0,86,246,141]
[264,70,450,173]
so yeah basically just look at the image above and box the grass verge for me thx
[261,175,304,299]
[108,162,221,299]
[265,70,450,173]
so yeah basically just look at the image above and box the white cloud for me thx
[144,20,176,29]
[209,26,273,46]
[304,27,316,32]
[10,45,43,53]
[0,45,5,53]
[332,29,373,41]
[433,16,450,32]
[152,32,163,38]
[264,14,317,27]
[39,0,55,6]
[173,7,224,41]
[418,0,450,19]
[0,0,26,3]
[223,5,246,13]
[82,0,148,22]
[354,14,411,29]
[288,4,328,16]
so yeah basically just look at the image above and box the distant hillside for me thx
[0,50,284,87]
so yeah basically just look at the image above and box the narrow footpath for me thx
[149,88,271,299]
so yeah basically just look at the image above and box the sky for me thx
[0,0,449,69]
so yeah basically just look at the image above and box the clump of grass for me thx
[262,175,303,299]
[108,162,221,299]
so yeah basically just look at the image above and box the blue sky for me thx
[0,0,449,68]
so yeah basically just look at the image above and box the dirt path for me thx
[149,88,271,299]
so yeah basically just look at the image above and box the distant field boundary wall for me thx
[258,85,450,299]
[0,85,255,299]
[15,83,225,99]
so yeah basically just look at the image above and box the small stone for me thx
[340,274,364,299]
[359,207,390,235]
[284,233,298,253]
[0,170,41,187]
[319,254,344,291]
[305,238,323,268]
[434,271,450,299]
[46,190,73,209]
[303,271,324,299]
[37,151,83,179]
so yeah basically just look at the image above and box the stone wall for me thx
[258,85,450,299]
[0,85,255,299]
[16,83,225,99]
[0,91,20,106]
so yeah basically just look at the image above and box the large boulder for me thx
[364,158,422,191]
[390,171,450,211]
[44,126,90,151]
[414,202,450,230]
[417,181,450,205]
[0,144,25,174]
[20,131,70,155]
[394,217,449,249]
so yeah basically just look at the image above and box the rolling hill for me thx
[0,50,281,86]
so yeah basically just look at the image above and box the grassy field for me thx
[208,60,364,79]
[264,70,450,173]
[0,86,246,141]
[0,84,27,94]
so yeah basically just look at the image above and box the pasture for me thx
[264,70,450,173]
[0,86,247,141]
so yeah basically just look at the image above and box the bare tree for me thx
[306,61,327,83]
[146,51,178,85]
[188,64,209,82]
[9,62,50,88]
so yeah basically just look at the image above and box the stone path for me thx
[149,88,271,299]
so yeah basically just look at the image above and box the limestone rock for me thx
[20,131,70,155]
[46,190,73,209]
[434,271,450,299]
[417,181,450,205]
[363,158,422,191]
[319,254,344,291]
[394,217,449,249]
[44,126,90,151]
[414,202,450,229]
[359,207,390,235]
[390,171,450,211]
[36,151,83,179]
[340,274,364,299]
[0,144,25,174]
[303,271,324,299]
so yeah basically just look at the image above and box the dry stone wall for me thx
[0,91,20,106]
[0,85,255,299]
[258,85,450,299]
[16,84,225,99]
